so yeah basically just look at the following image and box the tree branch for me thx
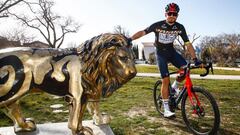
[0,0,23,13]
[0,0,24,18]
[8,0,80,48]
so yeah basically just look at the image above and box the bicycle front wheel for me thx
[181,87,220,135]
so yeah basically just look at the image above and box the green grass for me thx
[1,77,239,135]
[136,64,240,75]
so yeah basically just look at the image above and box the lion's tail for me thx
[0,55,25,103]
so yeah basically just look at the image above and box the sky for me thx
[1,0,240,48]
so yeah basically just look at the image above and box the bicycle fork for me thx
[185,75,204,116]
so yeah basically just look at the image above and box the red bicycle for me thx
[153,62,220,135]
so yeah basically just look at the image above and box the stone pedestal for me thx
[0,120,114,135]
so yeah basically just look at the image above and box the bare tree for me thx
[224,33,240,49]
[0,0,23,18]
[8,0,80,48]
[113,25,130,37]
[132,43,138,59]
[175,33,200,58]
[3,28,35,43]
[199,33,240,67]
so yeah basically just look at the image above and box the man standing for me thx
[130,3,201,117]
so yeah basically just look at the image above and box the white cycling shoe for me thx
[164,110,175,118]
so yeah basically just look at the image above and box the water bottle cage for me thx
[170,88,175,96]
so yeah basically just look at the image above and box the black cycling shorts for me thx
[155,47,187,78]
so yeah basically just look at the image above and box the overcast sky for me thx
[1,0,240,48]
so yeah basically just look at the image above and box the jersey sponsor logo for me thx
[172,25,178,30]
[156,29,182,34]
[158,33,177,44]
[161,24,167,29]
[156,29,182,44]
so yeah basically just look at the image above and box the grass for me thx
[0,77,239,135]
[136,64,240,75]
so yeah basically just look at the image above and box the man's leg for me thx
[155,50,175,117]
[161,76,170,99]
[161,77,175,117]
[170,51,188,95]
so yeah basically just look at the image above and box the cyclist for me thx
[129,3,201,117]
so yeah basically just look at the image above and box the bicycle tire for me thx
[181,87,220,135]
[153,80,164,115]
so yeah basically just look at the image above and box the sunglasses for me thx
[167,12,178,17]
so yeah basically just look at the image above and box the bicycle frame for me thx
[184,68,202,112]
[154,62,220,135]
[171,65,203,112]
[166,62,213,111]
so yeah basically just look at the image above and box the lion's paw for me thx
[77,126,93,135]
[93,114,103,125]
[14,118,36,133]
[93,113,111,125]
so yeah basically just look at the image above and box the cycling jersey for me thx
[144,20,189,78]
[144,20,189,48]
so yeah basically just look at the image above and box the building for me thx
[0,37,21,49]
[23,41,49,48]
[141,42,155,60]
[0,37,50,49]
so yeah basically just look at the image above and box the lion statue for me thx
[0,33,137,135]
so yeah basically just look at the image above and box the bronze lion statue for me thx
[0,33,137,135]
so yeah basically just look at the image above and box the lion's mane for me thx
[77,33,129,99]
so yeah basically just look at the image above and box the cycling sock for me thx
[163,99,170,112]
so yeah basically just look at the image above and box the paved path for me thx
[137,73,240,80]
[0,121,114,135]
[213,67,240,71]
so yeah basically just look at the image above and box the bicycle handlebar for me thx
[199,62,214,77]
[170,62,214,77]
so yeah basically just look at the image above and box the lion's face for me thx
[99,34,137,97]
[108,47,136,84]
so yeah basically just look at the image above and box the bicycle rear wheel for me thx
[153,80,164,115]
[181,87,220,135]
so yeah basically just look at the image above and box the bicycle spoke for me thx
[182,87,220,135]
[152,62,220,135]
[186,93,215,133]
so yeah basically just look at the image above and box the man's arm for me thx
[180,25,197,59]
[186,42,202,66]
[131,30,146,40]
[185,42,197,59]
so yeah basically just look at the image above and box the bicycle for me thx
[153,62,220,135]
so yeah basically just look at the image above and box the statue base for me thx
[0,120,114,135]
